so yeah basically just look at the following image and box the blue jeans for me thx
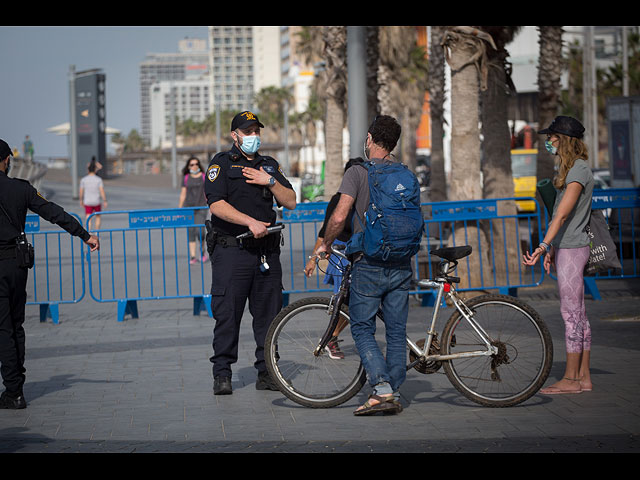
[349,256,412,396]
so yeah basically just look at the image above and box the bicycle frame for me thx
[314,245,498,366]
[408,274,498,370]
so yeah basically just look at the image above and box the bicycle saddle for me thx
[429,246,472,262]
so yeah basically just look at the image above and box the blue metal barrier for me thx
[27,189,638,325]
[414,197,544,305]
[25,213,86,324]
[280,197,545,307]
[86,207,211,321]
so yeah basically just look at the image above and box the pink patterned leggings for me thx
[555,246,592,353]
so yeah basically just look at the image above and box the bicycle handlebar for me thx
[235,223,285,240]
[309,243,349,262]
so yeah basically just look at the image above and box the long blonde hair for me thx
[553,135,589,189]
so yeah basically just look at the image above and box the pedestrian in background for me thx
[22,135,33,161]
[523,116,595,395]
[0,139,100,410]
[178,156,208,264]
[79,159,107,231]
[204,111,296,395]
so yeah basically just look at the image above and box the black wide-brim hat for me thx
[231,111,265,131]
[538,115,585,139]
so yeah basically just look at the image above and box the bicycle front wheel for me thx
[441,294,553,407]
[264,297,366,408]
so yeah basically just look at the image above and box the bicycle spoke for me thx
[441,294,553,407]
[265,298,366,408]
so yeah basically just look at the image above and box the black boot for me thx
[213,376,232,395]
[0,391,27,409]
[255,371,279,391]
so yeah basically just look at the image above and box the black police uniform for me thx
[0,169,91,405]
[204,143,293,381]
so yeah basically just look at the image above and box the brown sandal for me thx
[353,394,399,416]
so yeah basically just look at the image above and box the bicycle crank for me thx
[409,337,443,374]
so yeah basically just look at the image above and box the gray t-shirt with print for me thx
[552,158,594,248]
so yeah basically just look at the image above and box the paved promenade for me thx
[1,170,639,453]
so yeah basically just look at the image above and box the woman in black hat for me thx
[523,115,595,395]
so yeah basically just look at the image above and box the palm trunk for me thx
[444,27,492,291]
[324,97,345,197]
[428,26,447,203]
[481,46,520,288]
[536,26,564,186]
[322,26,347,199]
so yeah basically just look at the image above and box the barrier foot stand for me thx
[39,303,60,324]
[193,295,213,317]
[282,292,290,308]
[584,277,602,301]
[498,287,518,297]
[117,300,139,322]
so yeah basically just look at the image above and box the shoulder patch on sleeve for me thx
[207,164,221,182]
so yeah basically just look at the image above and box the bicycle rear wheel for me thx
[265,297,366,408]
[441,294,553,407]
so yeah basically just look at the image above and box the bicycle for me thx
[264,243,553,408]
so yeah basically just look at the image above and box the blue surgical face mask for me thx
[544,139,558,155]
[239,134,261,154]
[189,167,201,174]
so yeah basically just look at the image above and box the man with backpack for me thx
[314,115,423,416]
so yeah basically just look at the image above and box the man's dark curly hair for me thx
[368,115,401,152]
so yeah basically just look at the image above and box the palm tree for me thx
[428,26,448,204]
[321,26,348,199]
[479,26,522,288]
[376,26,429,172]
[442,26,496,290]
[366,26,381,122]
[253,86,294,144]
[536,26,564,186]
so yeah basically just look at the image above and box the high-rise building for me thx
[149,79,211,148]
[253,26,281,94]
[208,26,255,112]
[139,38,209,145]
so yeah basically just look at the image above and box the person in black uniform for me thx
[0,139,100,409]
[204,112,296,395]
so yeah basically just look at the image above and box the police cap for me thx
[231,111,265,131]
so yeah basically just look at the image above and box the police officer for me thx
[0,139,99,409]
[205,111,296,395]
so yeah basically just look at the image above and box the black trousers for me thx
[0,258,28,395]
[209,245,283,378]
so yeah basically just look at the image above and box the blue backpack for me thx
[346,161,424,261]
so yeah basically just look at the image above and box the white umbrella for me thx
[47,122,121,136]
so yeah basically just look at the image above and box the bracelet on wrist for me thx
[538,242,549,254]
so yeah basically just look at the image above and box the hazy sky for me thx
[1,26,209,158]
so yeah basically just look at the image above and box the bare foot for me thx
[540,377,582,395]
[579,378,592,391]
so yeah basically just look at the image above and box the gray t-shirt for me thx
[552,158,594,248]
[80,174,103,206]
[338,158,391,234]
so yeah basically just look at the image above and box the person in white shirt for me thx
[79,161,107,231]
